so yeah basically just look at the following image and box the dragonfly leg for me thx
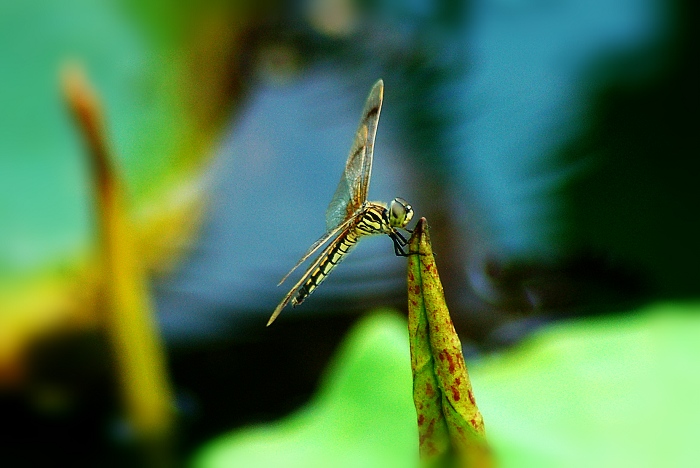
[394,230,409,245]
[390,230,430,257]
[390,232,409,257]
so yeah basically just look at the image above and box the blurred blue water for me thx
[453,0,667,301]
[153,0,681,342]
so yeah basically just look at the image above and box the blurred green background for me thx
[1,0,697,466]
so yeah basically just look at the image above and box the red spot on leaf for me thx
[425,382,435,397]
[419,417,437,447]
[444,352,456,374]
[417,414,425,426]
[427,442,438,456]
[451,385,461,401]
[468,390,476,405]
[426,418,436,436]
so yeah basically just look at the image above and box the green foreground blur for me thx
[193,303,700,467]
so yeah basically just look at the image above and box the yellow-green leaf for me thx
[407,218,491,467]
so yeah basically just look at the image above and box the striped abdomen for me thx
[292,204,390,306]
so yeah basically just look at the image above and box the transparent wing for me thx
[325,79,384,231]
[325,128,366,230]
[268,230,347,326]
[277,216,355,286]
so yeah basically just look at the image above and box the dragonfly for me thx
[268,79,414,326]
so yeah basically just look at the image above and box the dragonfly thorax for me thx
[388,197,414,229]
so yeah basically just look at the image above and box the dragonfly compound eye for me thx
[389,197,413,228]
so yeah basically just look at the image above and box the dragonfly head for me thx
[388,197,413,228]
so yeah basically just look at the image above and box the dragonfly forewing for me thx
[325,133,366,231]
[356,79,383,206]
[324,79,383,231]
